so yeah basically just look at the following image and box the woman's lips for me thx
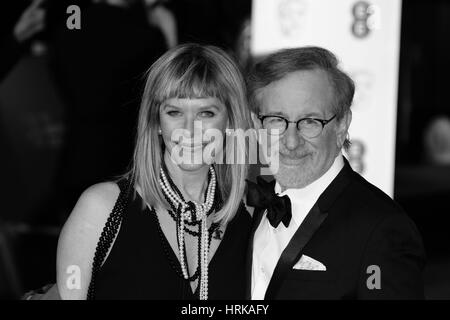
[178,143,205,152]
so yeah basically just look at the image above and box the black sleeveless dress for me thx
[92,182,252,300]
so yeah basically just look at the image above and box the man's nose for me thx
[283,123,304,150]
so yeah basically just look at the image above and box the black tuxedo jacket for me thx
[246,158,426,299]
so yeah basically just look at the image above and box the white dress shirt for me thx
[251,154,344,300]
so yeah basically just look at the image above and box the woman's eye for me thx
[199,111,215,118]
[167,110,182,117]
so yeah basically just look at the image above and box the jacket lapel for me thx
[245,206,265,299]
[264,157,354,299]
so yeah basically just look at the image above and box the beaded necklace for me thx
[161,165,219,233]
[159,165,217,300]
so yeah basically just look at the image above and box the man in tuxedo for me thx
[245,46,426,299]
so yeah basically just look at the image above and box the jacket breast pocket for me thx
[287,269,337,282]
[278,269,338,299]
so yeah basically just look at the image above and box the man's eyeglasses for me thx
[258,114,337,138]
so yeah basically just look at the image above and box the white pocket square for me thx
[292,255,326,271]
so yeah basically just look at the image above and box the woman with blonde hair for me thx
[56,43,253,299]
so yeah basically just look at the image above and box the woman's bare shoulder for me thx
[79,182,120,211]
[63,182,120,232]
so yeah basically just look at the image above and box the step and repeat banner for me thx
[251,0,402,197]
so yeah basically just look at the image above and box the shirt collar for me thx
[274,153,344,225]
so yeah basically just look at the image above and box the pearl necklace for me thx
[159,165,216,300]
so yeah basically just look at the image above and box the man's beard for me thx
[274,164,307,189]
[274,153,314,189]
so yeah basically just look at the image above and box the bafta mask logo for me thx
[351,1,380,39]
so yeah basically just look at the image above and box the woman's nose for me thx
[183,116,202,140]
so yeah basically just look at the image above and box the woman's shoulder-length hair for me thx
[126,43,252,224]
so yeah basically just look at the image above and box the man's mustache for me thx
[279,147,310,160]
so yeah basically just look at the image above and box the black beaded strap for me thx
[86,178,132,300]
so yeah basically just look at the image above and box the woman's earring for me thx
[158,129,162,135]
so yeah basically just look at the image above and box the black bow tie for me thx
[246,177,292,228]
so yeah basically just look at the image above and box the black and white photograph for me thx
[0,0,449,307]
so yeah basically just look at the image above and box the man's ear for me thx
[251,111,262,129]
[336,110,352,148]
